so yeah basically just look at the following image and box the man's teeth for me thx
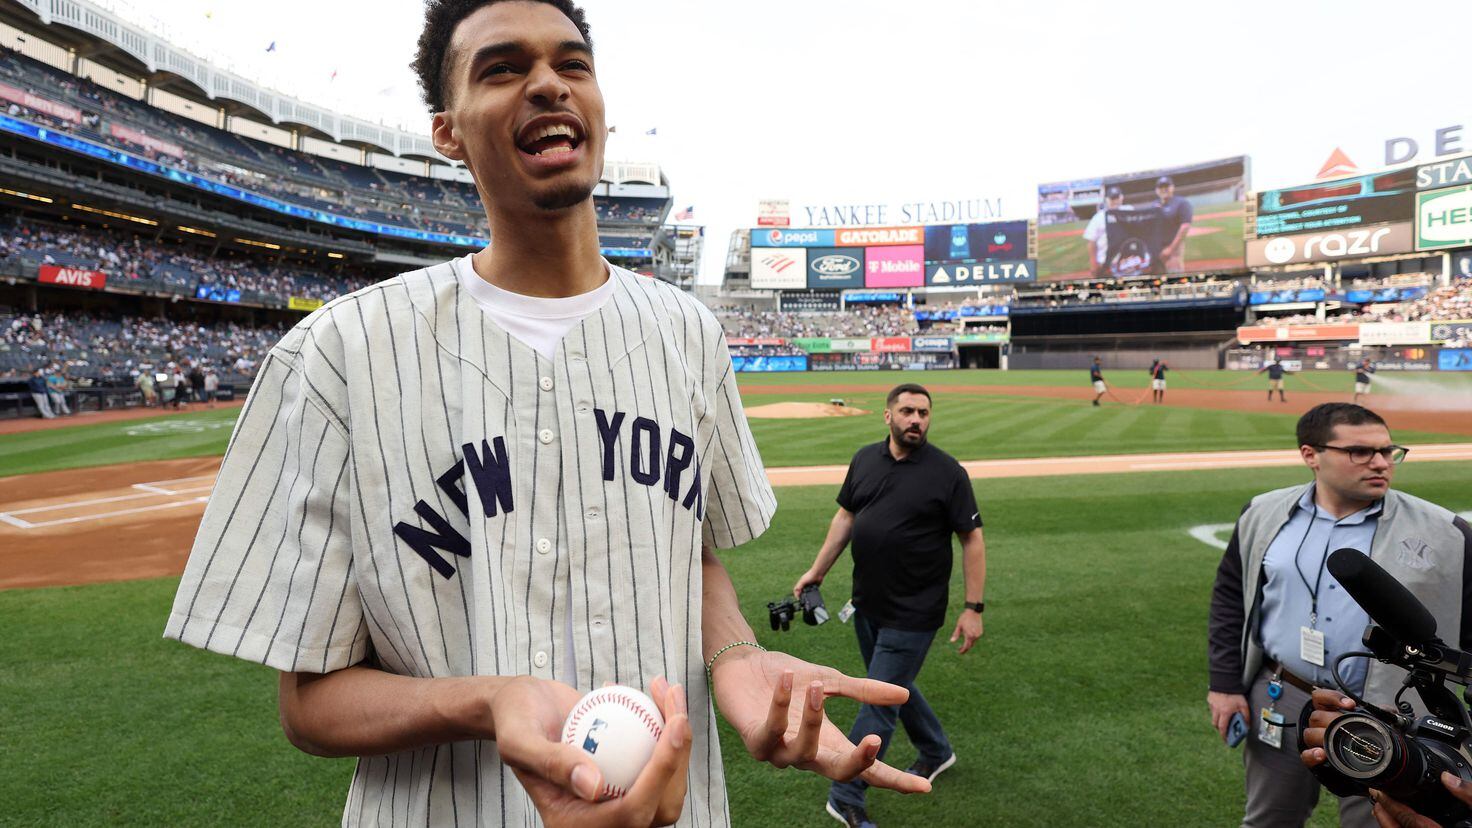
[535,145,573,156]
[529,124,577,142]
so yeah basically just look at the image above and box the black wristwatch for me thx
[964,601,985,614]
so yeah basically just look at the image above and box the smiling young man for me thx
[1207,403,1472,827]
[164,1,927,826]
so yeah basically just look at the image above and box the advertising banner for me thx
[1236,323,1361,343]
[1359,322,1433,346]
[732,355,808,373]
[910,336,954,352]
[750,247,808,289]
[1416,185,1472,250]
[751,227,834,247]
[37,264,106,289]
[778,291,843,312]
[836,226,924,247]
[1255,167,1417,237]
[757,199,790,227]
[829,337,873,353]
[1431,320,1472,345]
[922,220,1028,262]
[789,338,832,353]
[0,82,81,123]
[196,284,242,303]
[1417,157,1472,190]
[955,331,1010,344]
[288,296,325,312]
[1441,349,1472,371]
[864,245,923,288]
[1036,155,1247,279]
[108,124,185,159]
[871,337,912,353]
[805,247,865,289]
[1245,222,1415,267]
[925,259,1036,285]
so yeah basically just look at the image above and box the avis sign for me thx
[38,264,108,289]
[1246,223,1414,267]
[1416,186,1472,251]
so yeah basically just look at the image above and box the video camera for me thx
[768,584,829,632]
[1315,549,1472,827]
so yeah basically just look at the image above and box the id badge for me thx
[837,600,855,624]
[1300,626,1326,667]
[1258,708,1285,749]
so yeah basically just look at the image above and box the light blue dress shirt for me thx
[1257,485,1381,694]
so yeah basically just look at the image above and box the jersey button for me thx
[538,429,554,444]
[535,538,551,554]
[539,376,554,392]
[533,651,548,668]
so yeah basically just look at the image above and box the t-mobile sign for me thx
[863,245,923,288]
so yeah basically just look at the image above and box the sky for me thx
[98,0,1472,282]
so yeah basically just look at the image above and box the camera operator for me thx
[1302,690,1472,827]
[792,383,986,828]
[1208,403,1472,827]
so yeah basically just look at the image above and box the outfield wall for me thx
[1010,345,1221,371]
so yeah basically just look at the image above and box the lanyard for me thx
[1291,503,1337,628]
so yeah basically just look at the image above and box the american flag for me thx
[674,205,694,221]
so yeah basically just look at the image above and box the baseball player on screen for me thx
[163,2,927,826]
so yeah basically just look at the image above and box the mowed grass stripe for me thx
[6,462,1468,825]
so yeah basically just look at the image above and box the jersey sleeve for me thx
[948,464,982,533]
[164,349,368,673]
[701,346,777,549]
[836,456,859,512]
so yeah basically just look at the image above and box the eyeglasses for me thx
[1312,444,1408,465]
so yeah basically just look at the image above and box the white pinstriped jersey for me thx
[164,261,777,826]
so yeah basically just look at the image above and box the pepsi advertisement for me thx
[806,247,865,289]
[923,220,1028,263]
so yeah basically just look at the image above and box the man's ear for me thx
[431,111,465,162]
[1299,444,1318,470]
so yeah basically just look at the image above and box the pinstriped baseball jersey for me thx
[164,259,777,827]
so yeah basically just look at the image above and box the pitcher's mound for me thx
[746,402,871,419]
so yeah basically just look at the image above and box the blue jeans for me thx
[829,611,952,808]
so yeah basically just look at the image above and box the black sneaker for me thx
[825,799,877,828]
[905,752,956,783]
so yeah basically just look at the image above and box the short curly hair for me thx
[411,0,593,113]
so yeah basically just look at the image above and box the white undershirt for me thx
[453,254,615,686]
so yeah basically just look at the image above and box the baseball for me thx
[561,685,665,800]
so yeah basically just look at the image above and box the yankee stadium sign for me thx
[798,197,1004,227]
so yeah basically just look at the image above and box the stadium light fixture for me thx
[0,188,53,204]
[234,237,282,250]
[327,252,344,259]
[177,225,218,238]
[70,203,157,226]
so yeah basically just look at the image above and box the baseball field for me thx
[3,368,1471,825]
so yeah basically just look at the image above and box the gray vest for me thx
[1236,483,1464,708]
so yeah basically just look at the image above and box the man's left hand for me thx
[709,647,931,794]
[949,610,982,655]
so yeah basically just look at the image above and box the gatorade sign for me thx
[1417,186,1472,250]
[38,265,107,290]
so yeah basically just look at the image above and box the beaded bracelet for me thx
[705,640,766,684]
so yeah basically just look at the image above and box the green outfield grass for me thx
[5,462,1470,825]
[1036,200,1244,280]
[4,370,1470,476]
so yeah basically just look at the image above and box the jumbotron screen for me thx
[1036,156,1248,280]
[1255,166,1417,238]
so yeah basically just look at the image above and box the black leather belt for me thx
[1269,661,1317,695]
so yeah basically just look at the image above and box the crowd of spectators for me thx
[716,305,923,339]
[1246,275,1472,327]
[1,309,280,386]
[1014,275,1241,308]
[2,218,380,304]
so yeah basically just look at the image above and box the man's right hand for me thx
[493,675,692,827]
[1207,691,1250,742]
[792,569,822,599]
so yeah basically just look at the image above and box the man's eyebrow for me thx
[464,39,592,75]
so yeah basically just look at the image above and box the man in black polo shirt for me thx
[793,383,987,828]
